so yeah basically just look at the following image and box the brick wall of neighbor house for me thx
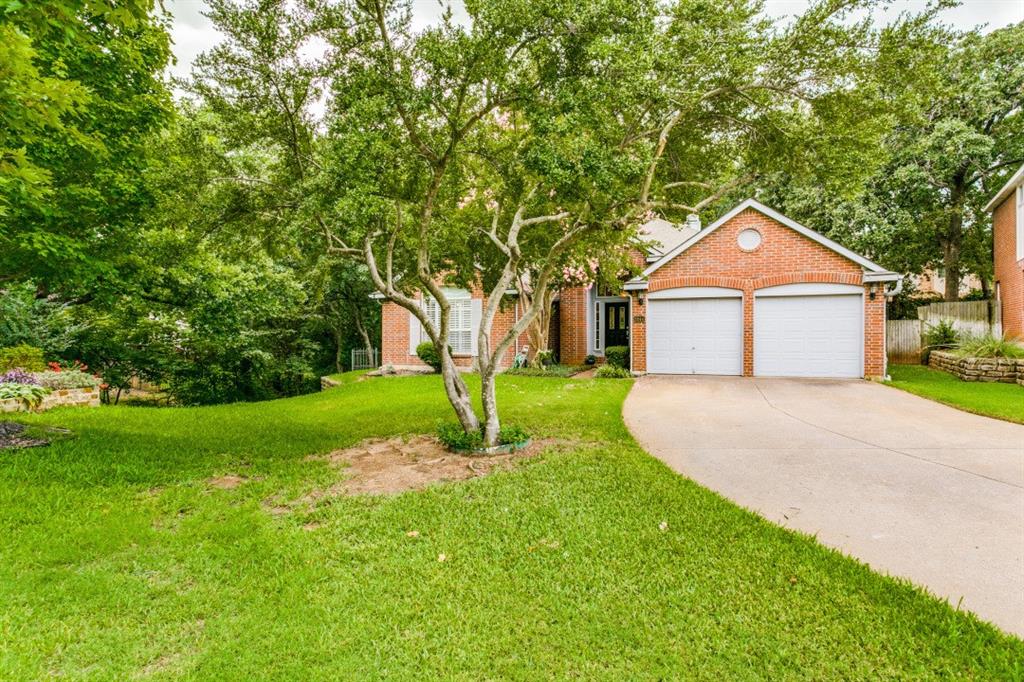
[380,285,527,370]
[626,208,884,377]
[993,194,1023,338]
[559,286,589,364]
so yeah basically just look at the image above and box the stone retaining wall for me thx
[929,350,1024,386]
[0,387,101,413]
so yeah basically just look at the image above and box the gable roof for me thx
[637,218,699,259]
[624,198,898,290]
[983,164,1024,213]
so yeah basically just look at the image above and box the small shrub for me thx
[436,422,483,451]
[497,424,529,446]
[584,354,597,366]
[34,370,100,390]
[595,364,632,379]
[605,345,629,369]
[416,341,445,373]
[0,345,46,372]
[504,364,586,378]
[955,335,1024,359]
[436,422,531,451]
[0,369,39,385]
[922,319,959,363]
[0,383,50,409]
[535,350,555,367]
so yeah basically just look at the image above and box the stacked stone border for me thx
[0,387,101,413]
[929,350,1024,386]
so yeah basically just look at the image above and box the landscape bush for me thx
[604,346,629,369]
[504,364,586,377]
[595,364,632,379]
[436,422,531,451]
[0,369,40,385]
[0,383,50,409]
[584,354,596,365]
[955,335,1024,359]
[33,370,100,390]
[922,319,959,363]
[0,344,47,372]
[416,341,444,373]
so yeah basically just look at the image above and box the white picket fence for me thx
[887,300,1002,364]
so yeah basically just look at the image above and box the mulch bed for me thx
[0,422,50,450]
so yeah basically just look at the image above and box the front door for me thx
[604,301,629,350]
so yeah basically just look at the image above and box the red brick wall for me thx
[993,192,1023,338]
[380,285,527,370]
[559,286,589,364]
[626,208,885,377]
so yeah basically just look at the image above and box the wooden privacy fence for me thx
[887,320,923,364]
[887,300,1002,364]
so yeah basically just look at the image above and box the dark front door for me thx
[604,301,629,349]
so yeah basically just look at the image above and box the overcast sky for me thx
[166,0,1024,82]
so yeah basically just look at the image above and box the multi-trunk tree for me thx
[193,0,937,445]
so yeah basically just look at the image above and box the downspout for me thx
[882,278,904,381]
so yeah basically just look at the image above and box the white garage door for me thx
[647,297,743,375]
[754,292,863,378]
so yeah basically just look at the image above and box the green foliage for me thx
[0,382,49,408]
[504,364,586,378]
[436,420,530,451]
[436,421,483,451]
[584,355,597,366]
[595,364,632,379]
[922,319,960,363]
[0,344,46,372]
[416,342,444,373]
[955,336,1024,359]
[604,346,629,369]
[33,370,99,390]
[534,350,555,367]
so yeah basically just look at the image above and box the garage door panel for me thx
[648,298,742,375]
[754,294,862,378]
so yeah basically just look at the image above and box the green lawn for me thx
[888,364,1024,424]
[1,374,1020,679]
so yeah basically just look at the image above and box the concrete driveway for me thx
[623,375,1024,636]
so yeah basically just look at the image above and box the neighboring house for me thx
[379,198,901,378]
[985,164,1024,339]
[911,268,981,298]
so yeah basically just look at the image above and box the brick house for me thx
[985,164,1024,339]
[379,198,901,378]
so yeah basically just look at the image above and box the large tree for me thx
[0,0,173,293]
[192,0,930,445]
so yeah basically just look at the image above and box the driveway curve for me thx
[623,375,1024,636]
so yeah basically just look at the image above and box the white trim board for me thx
[984,163,1024,213]
[647,286,743,299]
[640,198,892,279]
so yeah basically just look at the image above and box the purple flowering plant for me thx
[0,368,40,385]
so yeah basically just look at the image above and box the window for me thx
[1017,186,1024,262]
[425,294,473,355]
[594,302,601,351]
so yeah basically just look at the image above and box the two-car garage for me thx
[645,283,865,378]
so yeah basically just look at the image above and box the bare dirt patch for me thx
[267,435,555,513]
[206,474,250,490]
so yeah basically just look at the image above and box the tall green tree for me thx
[0,0,172,293]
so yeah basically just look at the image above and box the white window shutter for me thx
[470,298,483,356]
[408,306,423,355]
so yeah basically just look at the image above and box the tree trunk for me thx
[438,347,480,435]
[353,314,373,357]
[943,206,964,302]
[480,364,500,447]
[331,327,344,373]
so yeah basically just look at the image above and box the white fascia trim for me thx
[641,198,890,278]
[983,164,1024,213]
[863,271,902,283]
[369,292,386,300]
[623,279,648,291]
[648,286,743,299]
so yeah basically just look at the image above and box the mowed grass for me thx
[0,374,1020,679]
[888,364,1024,424]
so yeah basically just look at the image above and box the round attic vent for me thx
[737,228,762,251]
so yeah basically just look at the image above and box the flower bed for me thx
[928,350,1024,386]
[0,386,101,413]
